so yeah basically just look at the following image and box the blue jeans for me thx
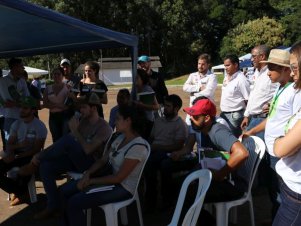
[39,134,95,210]
[273,179,301,226]
[220,110,244,137]
[59,180,132,226]
[246,116,265,141]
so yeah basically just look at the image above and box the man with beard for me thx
[184,99,248,202]
[144,94,187,211]
[0,96,47,205]
[183,53,217,125]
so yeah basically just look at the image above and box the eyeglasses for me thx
[251,54,261,59]
[290,64,298,74]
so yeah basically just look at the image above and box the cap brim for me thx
[183,107,197,116]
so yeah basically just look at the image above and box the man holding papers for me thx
[184,99,249,202]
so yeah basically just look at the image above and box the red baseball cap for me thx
[183,99,216,118]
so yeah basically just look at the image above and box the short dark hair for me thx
[118,88,130,98]
[198,53,211,65]
[224,54,240,67]
[192,96,209,105]
[137,69,149,85]
[8,58,22,69]
[118,105,145,135]
[164,94,182,109]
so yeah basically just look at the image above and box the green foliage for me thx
[220,17,285,57]
[12,0,295,77]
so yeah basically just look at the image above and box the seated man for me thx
[0,96,47,205]
[171,96,230,161]
[183,99,249,202]
[20,92,112,219]
[144,94,188,210]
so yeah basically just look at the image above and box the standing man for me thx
[183,54,217,103]
[183,53,218,125]
[220,54,250,137]
[0,58,29,145]
[60,58,80,90]
[137,55,168,116]
[243,49,301,220]
[240,45,278,140]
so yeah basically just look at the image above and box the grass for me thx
[165,73,224,86]
[108,72,225,88]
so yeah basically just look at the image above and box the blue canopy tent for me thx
[0,0,138,81]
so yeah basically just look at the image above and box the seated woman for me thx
[59,105,150,226]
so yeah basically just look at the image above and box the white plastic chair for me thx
[7,167,37,203]
[208,136,266,226]
[86,143,151,226]
[167,169,212,226]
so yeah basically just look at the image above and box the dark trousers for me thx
[144,150,197,206]
[0,157,32,196]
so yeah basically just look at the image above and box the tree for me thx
[270,0,301,46]
[220,17,285,57]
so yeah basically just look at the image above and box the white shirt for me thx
[0,73,29,119]
[183,70,217,105]
[276,111,301,194]
[265,83,301,157]
[244,66,279,117]
[220,71,250,112]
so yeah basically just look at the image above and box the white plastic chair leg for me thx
[136,196,144,226]
[248,199,255,226]
[215,204,229,226]
[103,205,118,226]
[120,207,128,225]
[86,209,92,226]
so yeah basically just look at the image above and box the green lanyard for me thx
[268,82,291,117]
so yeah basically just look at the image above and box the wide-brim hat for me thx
[260,49,290,67]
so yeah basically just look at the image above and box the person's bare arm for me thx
[212,141,249,181]
[242,118,267,137]
[69,117,111,155]
[78,158,139,190]
[274,120,301,158]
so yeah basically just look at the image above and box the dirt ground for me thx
[0,85,272,226]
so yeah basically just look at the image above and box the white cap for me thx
[60,58,71,66]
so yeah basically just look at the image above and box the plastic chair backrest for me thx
[237,136,266,194]
[168,169,212,226]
